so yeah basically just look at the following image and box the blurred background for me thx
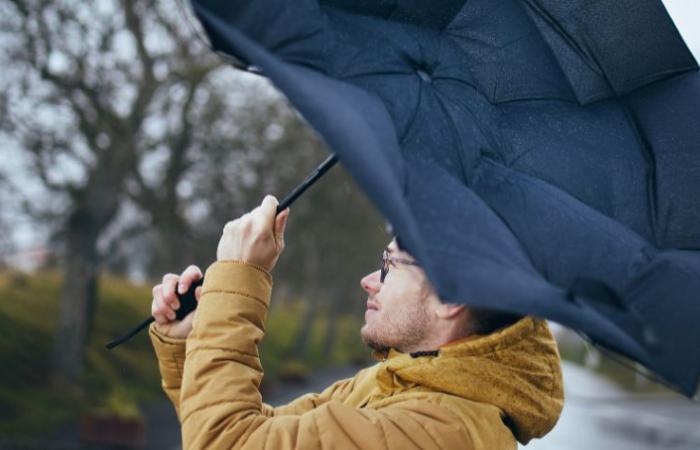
[0,0,698,449]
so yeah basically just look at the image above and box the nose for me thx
[361,270,381,295]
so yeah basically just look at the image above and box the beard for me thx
[360,293,430,353]
[360,325,391,353]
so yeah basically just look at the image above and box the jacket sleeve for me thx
[148,296,355,419]
[262,375,358,417]
[180,261,473,450]
[148,297,355,421]
[149,323,187,421]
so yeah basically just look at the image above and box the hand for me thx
[151,265,203,339]
[216,195,290,271]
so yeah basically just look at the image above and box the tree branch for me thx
[123,0,158,126]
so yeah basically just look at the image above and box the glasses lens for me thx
[380,251,388,282]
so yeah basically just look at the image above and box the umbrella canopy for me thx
[189,0,700,396]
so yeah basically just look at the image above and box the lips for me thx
[366,300,379,311]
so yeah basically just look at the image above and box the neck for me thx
[399,322,471,354]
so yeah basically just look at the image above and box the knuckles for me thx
[185,264,201,277]
[223,220,237,234]
[217,199,284,266]
[162,273,178,284]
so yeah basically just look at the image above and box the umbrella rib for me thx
[398,77,425,144]
[433,91,468,177]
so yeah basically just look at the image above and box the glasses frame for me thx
[380,249,419,283]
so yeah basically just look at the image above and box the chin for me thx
[360,323,370,339]
[360,324,389,352]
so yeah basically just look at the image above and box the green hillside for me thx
[0,271,368,438]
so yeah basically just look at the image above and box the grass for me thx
[0,270,369,438]
[0,271,161,437]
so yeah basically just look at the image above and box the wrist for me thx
[150,322,187,344]
[153,322,190,341]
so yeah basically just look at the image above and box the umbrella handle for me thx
[104,277,203,349]
[106,153,339,349]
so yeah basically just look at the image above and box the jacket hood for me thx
[374,316,564,444]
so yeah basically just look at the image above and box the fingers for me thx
[178,264,203,295]
[151,265,201,324]
[274,207,290,248]
[161,273,180,311]
[258,195,279,233]
[152,283,176,324]
[216,195,287,267]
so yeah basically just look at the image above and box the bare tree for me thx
[0,175,15,270]
[0,0,238,386]
[1,0,389,386]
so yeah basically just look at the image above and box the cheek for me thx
[383,273,420,300]
[376,278,420,317]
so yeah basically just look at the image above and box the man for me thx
[149,195,564,449]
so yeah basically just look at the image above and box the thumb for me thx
[260,195,279,231]
[274,208,290,246]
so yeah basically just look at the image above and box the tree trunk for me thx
[50,217,100,388]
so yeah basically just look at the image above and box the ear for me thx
[433,300,466,320]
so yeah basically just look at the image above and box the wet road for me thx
[524,362,700,450]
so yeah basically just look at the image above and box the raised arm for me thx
[150,320,359,422]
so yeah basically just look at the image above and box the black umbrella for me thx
[184,0,700,396]
[153,0,700,396]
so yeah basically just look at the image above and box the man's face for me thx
[359,239,433,352]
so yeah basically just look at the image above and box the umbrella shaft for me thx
[106,153,339,349]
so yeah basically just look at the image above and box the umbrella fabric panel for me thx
[470,157,654,290]
[400,158,660,390]
[492,99,654,242]
[625,72,700,249]
[190,0,700,396]
[441,0,578,104]
[623,249,700,395]
[470,155,700,394]
[320,0,697,247]
[523,0,698,101]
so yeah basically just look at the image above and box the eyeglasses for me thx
[380,249,419,283]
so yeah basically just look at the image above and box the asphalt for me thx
[525,362,700,450]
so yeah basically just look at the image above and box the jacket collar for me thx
[372,316,564,444]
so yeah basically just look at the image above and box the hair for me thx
[467,307,524,335]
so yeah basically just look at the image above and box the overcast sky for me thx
[663,0,700,58]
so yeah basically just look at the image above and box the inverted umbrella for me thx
[188,0,700,396]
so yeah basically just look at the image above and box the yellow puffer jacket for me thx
[149,261,564,449]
